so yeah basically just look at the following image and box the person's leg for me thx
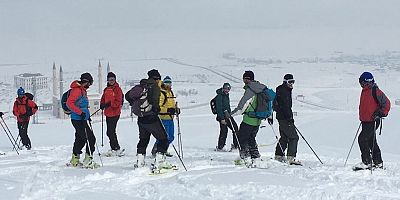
[83,121,96,155]
[248,125,260,158]
[275,120,289,156]
[358,122,374,164]
[237,122,252,158]
[71,120,87,156]
[217,121,228,149]
[106,116,120,150]
[136,122,152,155]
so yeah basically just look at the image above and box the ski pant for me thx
[275,120,299,157]
[17,121,31,148]
[358,120,382,165]
[237,122,260,159]
[71,120,96,156]
[106,115,120,150]
[217,117,239,149]
[154,119,174,147]
[137,119,168,155]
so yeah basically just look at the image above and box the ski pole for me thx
[294,125,323,165]
[224,111,249,167]
[269,124,286,162]
[171,143,187,171]
[88,120,103,167]
[0,116,21,149]
[176,105,183,158]
[101,110,104,147]
[0,120,19,154]
[344,122,362,167]
[90,108,102,117]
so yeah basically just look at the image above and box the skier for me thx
[67,73,99,168]
[273,74,301,165]
[353,72,390,170]
[226,71,267,166]
[12,87,38,150]
[214,83,239,151]
[151,76,180,157]
[135,69,172,169]
[100,72,124,157]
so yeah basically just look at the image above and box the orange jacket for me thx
[100,82,123,117]
[12,95,38,122]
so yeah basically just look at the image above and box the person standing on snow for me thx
[215,83,239,151]
[67,73,99,168]
[354,72,390,170]
[273,74,301,165]
[100,72,124,157]
[12,87,38,150]
[226,71,267,166]
[135,69,172,169]
[151,76,180,157]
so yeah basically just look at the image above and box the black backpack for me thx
[61,89,72,115]
[210,96,217,115]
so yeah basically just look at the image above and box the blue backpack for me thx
[247,87,276,119]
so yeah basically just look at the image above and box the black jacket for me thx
[275,83,293,121]
[215,88,231,121]
[138,78,161,124]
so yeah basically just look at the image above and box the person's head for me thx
[359,72,374,88]
[283,74,295,89]
[242,71,254,85]
[147,69,161,82]
[80,72,93,88]
[107,72,116,86]
[222,83,231,94]
[163,76,172,89]
[17,87,25,98]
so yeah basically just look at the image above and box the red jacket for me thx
[13,96,38,122]
[359,84,389,122]
[100,82,123,117]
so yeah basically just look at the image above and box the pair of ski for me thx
[134,162,178,175]
[65,162,101,169]
[234,157,303,169]
[352,165,385,171]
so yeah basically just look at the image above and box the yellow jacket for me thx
[159,84,176,120]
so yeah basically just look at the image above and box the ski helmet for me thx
[17,87,25,96]
[359,72,374,84]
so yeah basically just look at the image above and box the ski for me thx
[149,163,178,175]
[104,149,125,157]
[65,162,100,169]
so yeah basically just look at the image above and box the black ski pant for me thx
[275,120,299,157]
[358,120,382,165]
[217,117,239,149]
[71,120,96,156]
[106,115,120,150]
[137,118,168,155]
[237,122,260,159]
[17,121,31,148]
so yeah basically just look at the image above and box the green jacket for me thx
[215,88,231,120]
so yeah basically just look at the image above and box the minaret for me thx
[59,66,64,100]
[52,62,57,97]
[98,60,103,94]
[107,62,111,74]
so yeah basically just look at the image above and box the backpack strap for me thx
[371,86,380,106]
[160,90,168,106]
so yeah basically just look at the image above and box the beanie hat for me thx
[17,87,25,96]
[107,72,116,79]
[80,72,93,84]
[223,83,231,89]
[359,72,374,83]
[283,74,294,81]
[163,76,172,84]
[147,69,161,80]
[243,71,254,80]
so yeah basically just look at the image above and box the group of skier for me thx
[0,68,390,171]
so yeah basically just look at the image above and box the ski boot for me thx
[287,156,302,166]
[373,161,384,169]
[352,162,371,171]
[134,154,146,168]
[274,155,286,163]
[83,153,100,169]
[69,154,82,167]
[155,153,174,169]
[105,149,125,157]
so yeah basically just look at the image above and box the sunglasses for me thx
[107,78,116,81]
[285,79,295,84]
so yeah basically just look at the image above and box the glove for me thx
[167,108,176,115]
[220,119,227,125]
[100,102,111,110]
[373,110,384,120]
[267,118,273,125]
[0,112,3,117]
[224,110,231,118]
[80,112,87,120]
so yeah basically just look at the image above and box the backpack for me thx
[160,90,175,106]
[210,96,217,115]
[125,83,152,117]
[17,93,34,114]
[247,87,276,119]
[61,89,72,115]
[372,86,391,117]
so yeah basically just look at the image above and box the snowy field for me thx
[2,0,400,199]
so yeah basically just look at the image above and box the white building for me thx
[14,73,49,91]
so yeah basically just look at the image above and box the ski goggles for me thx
[107,77,116,81]
[285,79,295,84]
